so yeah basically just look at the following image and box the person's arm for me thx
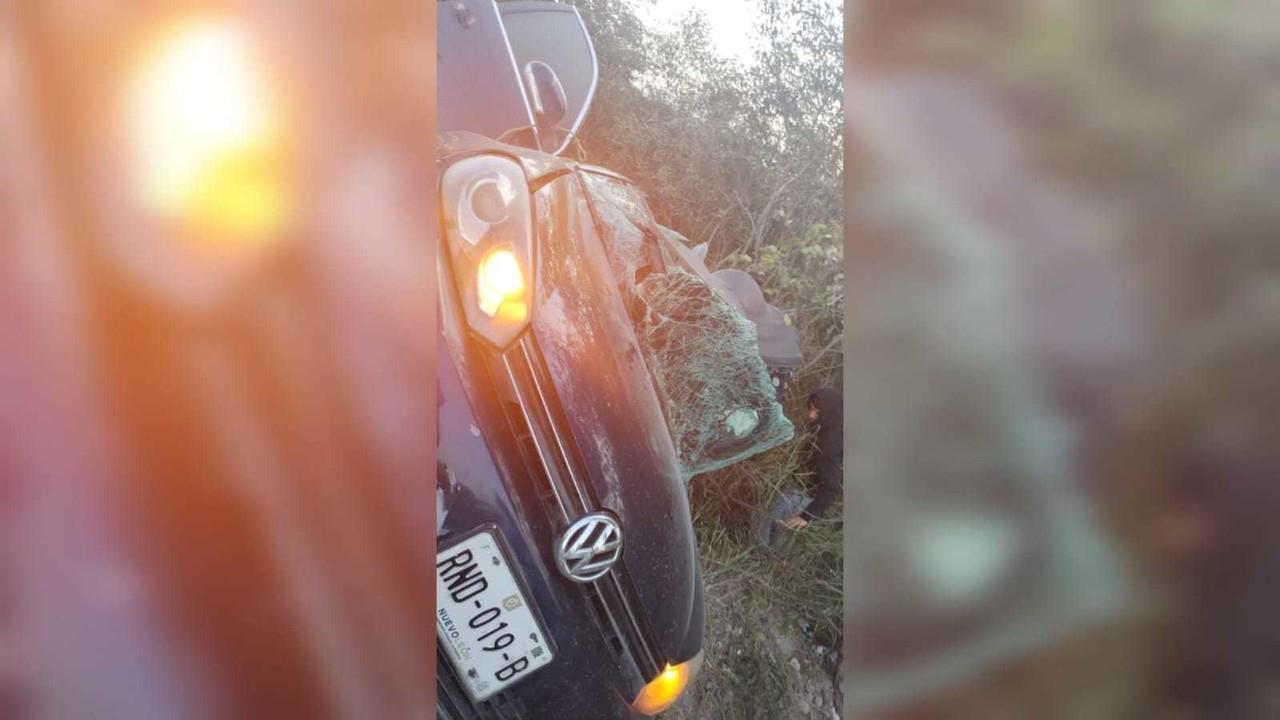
[801,436,843,521]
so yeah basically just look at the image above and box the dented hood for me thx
[527,171,705,665]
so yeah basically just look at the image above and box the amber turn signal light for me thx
[631,652,703,716]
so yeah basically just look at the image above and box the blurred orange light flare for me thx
[126,17,293,247]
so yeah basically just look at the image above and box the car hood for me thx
[528,170,704,664]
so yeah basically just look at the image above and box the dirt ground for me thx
[666,575,842,720]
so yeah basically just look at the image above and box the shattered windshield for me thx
[580,170,794,479]
[633,268,794,479]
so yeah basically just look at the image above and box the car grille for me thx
[437,648,528,720]
[491,336,662,684]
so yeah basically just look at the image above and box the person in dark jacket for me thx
[782,387,844,529]
[756,387,844,545]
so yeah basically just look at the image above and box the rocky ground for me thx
[666,575,842,720]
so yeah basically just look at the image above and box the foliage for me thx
[722,221,845,380]
[571,0,843,274]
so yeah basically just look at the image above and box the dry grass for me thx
[667,378,844,719]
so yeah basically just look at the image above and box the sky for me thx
[636,0,764,63]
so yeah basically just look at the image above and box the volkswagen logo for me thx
[555,513,623,583]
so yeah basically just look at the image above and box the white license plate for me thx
[437,530,554,701]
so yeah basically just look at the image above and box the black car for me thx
[435,2,799,717]
[435,131,706,718]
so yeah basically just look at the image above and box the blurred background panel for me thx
[846,1,1280,718]
[2,2,438,718]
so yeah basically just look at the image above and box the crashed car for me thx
[436,2,799,717]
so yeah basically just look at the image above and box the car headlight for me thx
[125,16,296,249]
[631,651,703,716]
[441,155,535,348]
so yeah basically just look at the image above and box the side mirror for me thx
[499,1,598,155]
[523,61,568,152]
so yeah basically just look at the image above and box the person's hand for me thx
[781,514,809,530]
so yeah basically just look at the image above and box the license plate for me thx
[437,530,554,701]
